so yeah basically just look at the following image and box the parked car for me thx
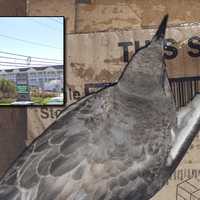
[47,96,64,105]
[11,101,34,105]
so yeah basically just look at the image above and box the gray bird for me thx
[0,15,200,200]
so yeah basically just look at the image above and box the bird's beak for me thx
[152,14,168,41]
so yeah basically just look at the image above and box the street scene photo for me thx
[0,17,64,105]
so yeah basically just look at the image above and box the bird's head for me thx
[118,15,169,99]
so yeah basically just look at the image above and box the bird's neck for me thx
[117,67,164,100]
[117,42,165,99]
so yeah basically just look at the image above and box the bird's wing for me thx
[0,86,118,200]
[0,85,158,200]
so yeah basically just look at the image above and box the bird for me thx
[0,15,200,200]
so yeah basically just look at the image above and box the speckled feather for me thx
[0,15,177,200]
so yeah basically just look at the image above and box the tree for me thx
[0,79,17,98]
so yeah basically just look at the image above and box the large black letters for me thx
[188,36,200,57]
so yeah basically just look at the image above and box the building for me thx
[0,65,64,91]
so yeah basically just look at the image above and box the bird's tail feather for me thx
[167,94,200,170]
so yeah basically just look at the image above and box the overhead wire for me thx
[0,56,62,64]
[0,50,63,61]
[0,63,63,70]
[31,19,62,31]
[49,18,63,24]
[0,17,63,69]
[0,61,62,66]
[0,63,34,68]
[0,33,62,50]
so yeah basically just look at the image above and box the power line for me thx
[31,19,62,31]
[0,33,62,50]
[0,61,62,66]
[0,64,44,69]
[49,18,63,24]
[0,50,63,61]
[0,64,44,68]
[0,64,63,70]
[0,63,33,68]
[0,56,62,64]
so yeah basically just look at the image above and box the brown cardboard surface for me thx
[0,108,27,176]
[0,0,26,16]
[27,107,64,141]
[76,0,142,33]
[151,161,200,200]
[28,0,76,33]
[76,0,200,33]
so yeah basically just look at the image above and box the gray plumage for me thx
[0,15,199,200]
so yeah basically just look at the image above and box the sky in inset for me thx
[0,17,64,69]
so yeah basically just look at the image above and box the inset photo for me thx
[0,17,64,106]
